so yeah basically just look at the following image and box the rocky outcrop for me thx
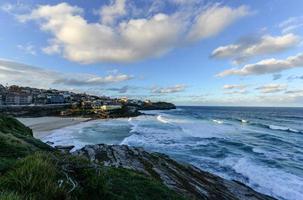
[140,102,176,110]
[73,144,275,200]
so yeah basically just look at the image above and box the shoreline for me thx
[17,117,92,138]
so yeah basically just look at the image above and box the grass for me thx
[0,191,23,200]
[0,153,68,200]
[0,115,52,172]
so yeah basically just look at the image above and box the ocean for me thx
[41,106,303,200]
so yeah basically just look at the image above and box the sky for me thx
[0,0,303,106]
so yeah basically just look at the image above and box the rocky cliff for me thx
[74,144,275,200]
[139,102,176,110]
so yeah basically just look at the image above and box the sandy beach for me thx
[18,117,91,138]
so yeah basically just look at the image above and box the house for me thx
[5,93,32,105]
[92,100,104,109]
[0,84,6,93]
[19,94,33,105]
[47,95,65,104]
[100,104,122,111]
[81,101,93,109]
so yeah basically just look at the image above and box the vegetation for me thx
[0,115,186,200]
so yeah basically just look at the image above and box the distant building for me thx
[92,100,104,109]
[0,84,6,93]
[100,104,122,111]
[5,93,32,105]
[0,95,3,105]
[19,94,33,105]
[34,94,47,105]
[81,101,93,109]
[47,95,65,104]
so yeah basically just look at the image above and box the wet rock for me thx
[73,144,276,200]
[55,145,75,152]
[46,141,54,145]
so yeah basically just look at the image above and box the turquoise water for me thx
[42,107,303,200]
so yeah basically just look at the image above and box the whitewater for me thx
[40,106,303,200]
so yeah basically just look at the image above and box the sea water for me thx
[41,106,303,200]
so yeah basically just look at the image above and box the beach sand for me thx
[18,117,91,138]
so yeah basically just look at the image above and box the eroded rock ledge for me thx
[73,144,276,200]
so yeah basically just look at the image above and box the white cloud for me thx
[223,84,247,95]
[17,44,37,55]
[187,5,250,42]
[42,39,61,55]
[223,84,247,90]
[0,2,30,14]
[17,2,250,64]
[256,83,287,93]
[279,16,303,33]
[54,74,133,86]
[152,84,186,94]
[0,59,133,89]
[217,52,303,77]
[99,0,126,25]
[285,89,303,94]
[224,90,247,95]
[211,34,300,63]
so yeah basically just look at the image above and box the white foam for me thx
[269,125,299,133]
[222,157,303,200]
[156,115,170,124]
[213,119,224,124]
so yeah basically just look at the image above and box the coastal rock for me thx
[73,144,275,200]
[140,102,176,110]
[55,145,75,152]
[46,141,54,145]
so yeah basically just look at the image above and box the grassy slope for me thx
[0,115,52,172]
[0,115,186,200]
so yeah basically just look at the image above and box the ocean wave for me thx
[212,119,224,124]
[251,122,301,133]
[268,125,300,133]
[221,157,303,200]
[156,115,170,124]
[235,119,302,134]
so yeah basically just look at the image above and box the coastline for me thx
[17,117,91,138]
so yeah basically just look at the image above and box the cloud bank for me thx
[223,84,247,90]
[0,59,133,89]
[256,84,287,93]
[279,16,303,33]
[17,1,251,64]
[217,52,303,77]
[211,34,300,64]
[152,84,186,94]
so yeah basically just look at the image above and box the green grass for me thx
[0,153,68,200]
[0,115,52,172]
[0,115,32,136]
[0,191,23,200]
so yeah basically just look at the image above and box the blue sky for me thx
[1,0,303,106]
